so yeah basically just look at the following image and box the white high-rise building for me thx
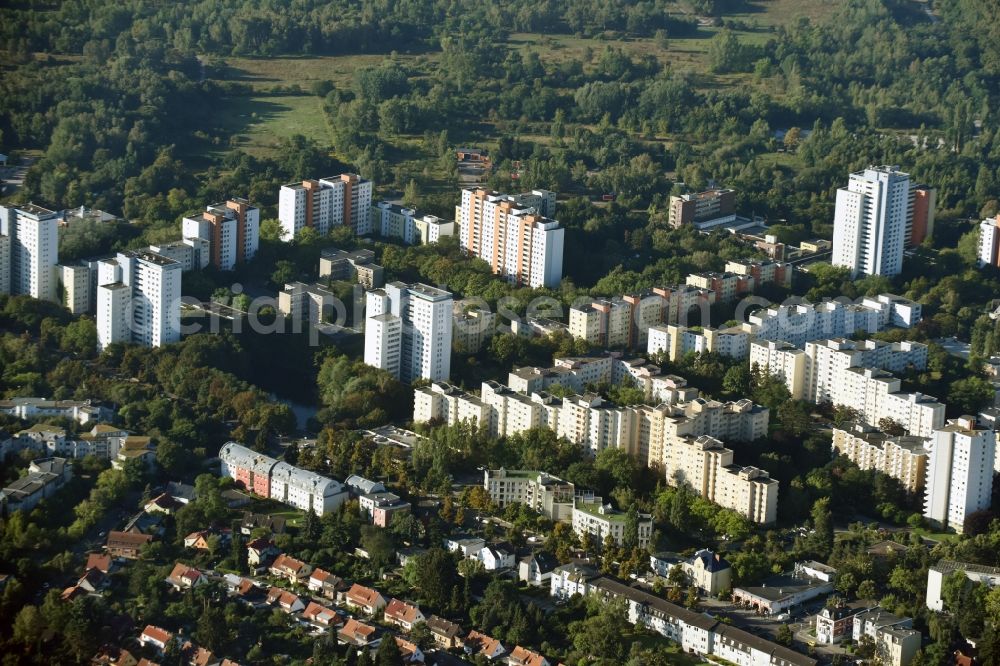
[364,282,453,383]
[832,166,913,277]
[59,263,91,314]
[0,231,10,295]
[456,187,563,288]
[278,174,372,240]
[182,198,259,270]
[923,417,995,533]
[979,216,1000,269]
[1,203,60,302]
[96,251,182,351]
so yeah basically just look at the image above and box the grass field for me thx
[204,0,841,161]
[211,94,330,158]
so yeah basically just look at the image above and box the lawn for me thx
[247,498,307,528]
[214,54,404,92]
[211,94,330,159]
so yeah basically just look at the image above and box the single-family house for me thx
[246,538,279,570]
[76,568,108,593]
[518,552,558,587]
[240,512,286,536]
[232,578,266,606]
[479,543,516,571]
[395,637,425,664]
[308,569,346,600]
[344,583,387,616]
[385,598,425,631]
[338,618,378,647]
[269,554,312,583]
[86,553,115,575]
[144,493,183,515]
[139,626,174,653]
[106,531,152,559]
[166,563,205,591]
[183,531,215,551]
[465,630,506,661]
[426,615,464,649]
[444,536,486,558]
[302,601,342,628]
[266,586,305,613]
[507,646,549,666]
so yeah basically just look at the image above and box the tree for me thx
[878,417,906,437]
[775,623,793,646]
[375,634,402,665]
[708,30,745,73]
[361,526,396,573]
[948,376,995,415]
[622,503,640,551]
[572,598,630,661]
[414,548,459,611]
[809,497,834,559]
[196,604,227,653]
[403,179,421,208]
[783,127,801,151]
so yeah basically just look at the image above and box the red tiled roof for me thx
[385,598,423,624]
[346,583,383,607]
[466,630,502,656]
[310,568,332,583]
[509,645,547,666]
[339,618,375,641]
[141,625,173,645]
[270,553,307,574]
[107,531,152,548]
[86,553,113,573]
[303,601,341,625]
[167,563,201,585]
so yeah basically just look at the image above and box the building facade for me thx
[219,442,348,517]
[979,216,1000,269]
[456,187,563,288]
[96,251,182,351]
[668,189,736,228]
[182,198,259,270]
[832,424,928,493]
[832,166,913,277]
[278,174,372,240]
[364,282,453,383]
[59,263,91,314]
[1,203,60,302]
[483,469,576,521]
[923,417,996,533]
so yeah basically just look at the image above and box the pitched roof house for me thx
[269,554,312,582]
[166,563,205,590]
[86,553,115,574]
[106,531,152,559]
[518,552,559,586]
[507,646,550,666]
[144,493,183,515]
[344,583,387,615]
[266,586,305,613]
[302,601,342,627]
[465,630,506,660]
[139,625,174,653]
[384,598,425,631]
[395,637,425,663]
[183,531,215,551]
[307,568,347,599]
[426,615,464,649]
[338,618,377,646]
[246,538,279,569]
